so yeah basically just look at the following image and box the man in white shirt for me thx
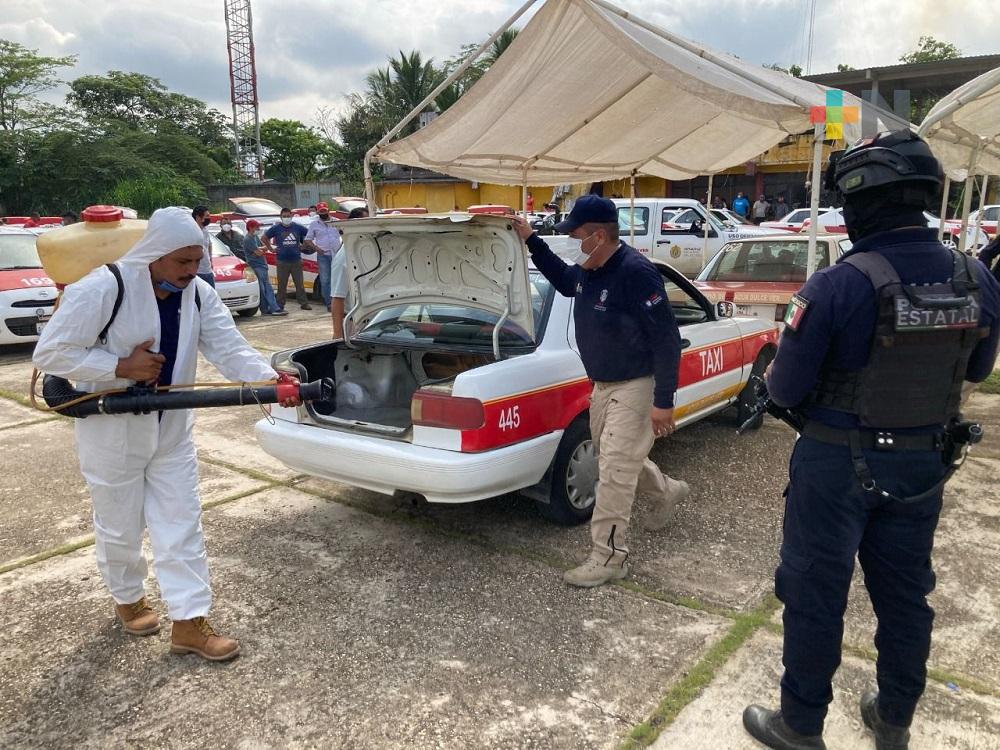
[192,206,214,287]
[303,201,343,312]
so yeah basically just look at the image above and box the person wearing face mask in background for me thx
[216,219,245,260]
[191,206,215,287]
[262,207,312,311]
[303,201,342,312]
[510,195,689,588]
[242,220,285,316]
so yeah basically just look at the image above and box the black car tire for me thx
[535,416,597,526]
[736,348,776,430]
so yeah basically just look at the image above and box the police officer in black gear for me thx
[743,131,1000,750]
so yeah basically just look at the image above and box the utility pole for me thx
[223,0,263,181]
[805,0,817,75]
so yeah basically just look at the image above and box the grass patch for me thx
[0,387,34,409]
[843,643,1000,699]
[980,370,1000,395]
[0,484,274,577]
[618,595,781,749]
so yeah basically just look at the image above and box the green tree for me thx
[259,119,331,182]
[0,40,75,130]
[104,169,207,218]
[764,63,802,78]
[836,63,855,72]
[899,36,961,64]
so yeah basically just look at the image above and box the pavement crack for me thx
[569,695,634,725]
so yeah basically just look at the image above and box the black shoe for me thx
[742,706,826,750]
[301,303,312,310]
[860,691,910,750]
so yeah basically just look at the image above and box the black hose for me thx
[42,375,333,418]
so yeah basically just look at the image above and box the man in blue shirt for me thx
[732,192,751,218]
[743,132,1000,750]
[511,195,688,588]
[263,207,312,311]
[242,219,284,316]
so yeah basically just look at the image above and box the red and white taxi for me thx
[944,205,999,237]
[255,214,779,525]
[0,228,57,345]
[695,234,853,324]
[208,234,261,316]
[760,207,834,233]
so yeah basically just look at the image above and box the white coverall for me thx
[33,207,276,620]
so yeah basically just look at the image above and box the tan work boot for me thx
[642,477,691,531]
[170,617,240,662]
[115,597,161,636]
[563,555,631,588]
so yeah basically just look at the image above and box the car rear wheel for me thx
[736,348,775,430]
[535,416,596,526]
[237,306,259,318]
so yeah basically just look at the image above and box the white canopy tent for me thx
[918,66,1000,252]
[365,0,908,276]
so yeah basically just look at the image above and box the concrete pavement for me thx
[0,307,997,749]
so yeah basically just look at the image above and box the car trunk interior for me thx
[290,343,492,435]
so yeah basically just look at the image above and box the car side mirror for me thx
[716,301,735,318]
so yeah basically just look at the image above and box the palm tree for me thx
[484,29,519,66]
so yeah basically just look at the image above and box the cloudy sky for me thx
[2,0,996,130]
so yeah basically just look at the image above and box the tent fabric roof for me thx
[374,0,908,186]
[918,66,1000,180]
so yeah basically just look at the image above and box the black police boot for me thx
[860,690,910,750]
[742,705,827,749]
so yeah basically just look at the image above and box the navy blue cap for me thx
[554,194,618,233]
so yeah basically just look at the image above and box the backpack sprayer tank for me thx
[36,205,148,287]
[32,205,333,416]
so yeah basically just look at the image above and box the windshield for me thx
[701,240,831,282]
[209,235,234,257]
[0,234,42,269]
[230,198,283,216]
[618,207,649,236]
[783,209,810,224]
[357,272,552,349]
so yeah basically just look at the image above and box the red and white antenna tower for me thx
[223,0,263,181]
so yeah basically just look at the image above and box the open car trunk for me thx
[289,342,492,437]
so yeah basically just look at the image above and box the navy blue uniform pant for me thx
[777,436,946,736]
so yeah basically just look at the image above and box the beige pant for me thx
[589,376,668,565]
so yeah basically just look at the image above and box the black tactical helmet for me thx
[825,130,943,201]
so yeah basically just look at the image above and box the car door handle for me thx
[681,338,691,349]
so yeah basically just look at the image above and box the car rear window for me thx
[705,240,830,282]
[357,273,552,349]
[0,234,42,269]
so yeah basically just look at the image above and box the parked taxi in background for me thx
[695,233,852,324]
[256,213,779,525]
[0,227,57,345]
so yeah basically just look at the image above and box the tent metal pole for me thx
[806,123,823,279]
[958,144,982,254]
[958,175,975,254]
[937,175,951,242]
[630,171,637,246]
[363,0,540,210]
[522,169,529,218]
[973,174,989,248]
[702,174,714,269]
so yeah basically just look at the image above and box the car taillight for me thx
[411,390,484,430]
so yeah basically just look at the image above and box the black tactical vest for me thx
[810,249,984,429]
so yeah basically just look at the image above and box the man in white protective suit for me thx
[33,206,300,662]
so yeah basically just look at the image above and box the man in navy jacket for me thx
[511,196,688,587]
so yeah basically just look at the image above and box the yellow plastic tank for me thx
[36,205,148,286]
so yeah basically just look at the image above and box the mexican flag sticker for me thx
[784,294,810,331]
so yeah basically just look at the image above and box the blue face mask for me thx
[157,280,185,294]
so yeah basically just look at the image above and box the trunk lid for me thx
[340,214,535,356]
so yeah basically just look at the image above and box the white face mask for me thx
[563,233,597,266]
[281,217,293,226]
[221,223,232,231]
